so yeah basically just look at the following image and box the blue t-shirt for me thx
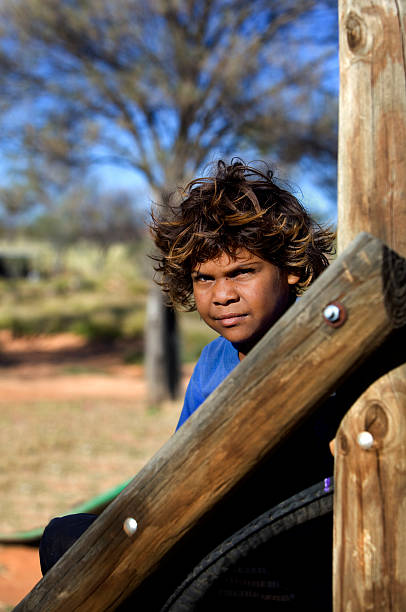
[176,336,240,430]
[176,336,345,466]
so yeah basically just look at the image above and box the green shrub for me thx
[123,346,144,364]
[70,312,121,341]
[121,310,146,338]
[0,238,149,340]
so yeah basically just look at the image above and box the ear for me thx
[287,273,300,285]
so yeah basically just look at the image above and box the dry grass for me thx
[0,397,182,534]
[0,333,191,535]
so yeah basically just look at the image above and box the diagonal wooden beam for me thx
[15,232,406,611]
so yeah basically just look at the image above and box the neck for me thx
[234,341,254,361]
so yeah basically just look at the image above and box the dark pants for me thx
[39,513,97,575]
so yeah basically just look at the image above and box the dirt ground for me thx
[0,544,41,611]
[0,331,192,610]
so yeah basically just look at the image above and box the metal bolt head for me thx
[357,431,374,450]
[323,304,341,322]
[123,517,138,537]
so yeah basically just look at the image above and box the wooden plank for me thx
[336,0,406,608]
[337,0,406,258]
[15,233,405,611]
[334,363,406,610]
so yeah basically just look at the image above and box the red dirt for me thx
[0,545,41,610]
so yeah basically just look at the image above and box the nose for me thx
[212,278,239,306]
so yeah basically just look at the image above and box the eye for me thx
[192,273,212,283]
[232,267,255,277]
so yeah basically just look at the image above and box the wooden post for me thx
[13,234,406,611]
[337,0,406,256]
[334,364,406,609]
[336,0,406,609]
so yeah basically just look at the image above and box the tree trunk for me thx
[145,185,185,404]
[145,282,180,404]
[335,0,406,608]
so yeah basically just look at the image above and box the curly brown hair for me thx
[151,160,335,310]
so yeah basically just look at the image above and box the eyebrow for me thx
[227,258,263,270]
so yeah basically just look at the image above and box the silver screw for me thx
[323,304,341,322]
[123,517,138,537]
[357,431,374,450]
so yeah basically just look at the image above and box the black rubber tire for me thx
[161,477,334,612]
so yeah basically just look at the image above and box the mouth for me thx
[214,313,248,327]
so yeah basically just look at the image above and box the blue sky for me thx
[0,1,339,228]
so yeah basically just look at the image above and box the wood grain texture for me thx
[14,233,404,611]
[334,364,406,610]
[337,0,406,257]
[337,2,406,609]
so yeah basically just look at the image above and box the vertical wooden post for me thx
[333,364,406,609]
[337,0,406,256]
[336,0,406,608]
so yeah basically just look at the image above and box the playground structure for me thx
[334,0,406,607]
[13,0,406,609]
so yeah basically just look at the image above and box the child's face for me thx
[192,249,299,358]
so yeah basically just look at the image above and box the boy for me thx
[151,159,334,430]
[39,160,337,598]
[150,159,338,608]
